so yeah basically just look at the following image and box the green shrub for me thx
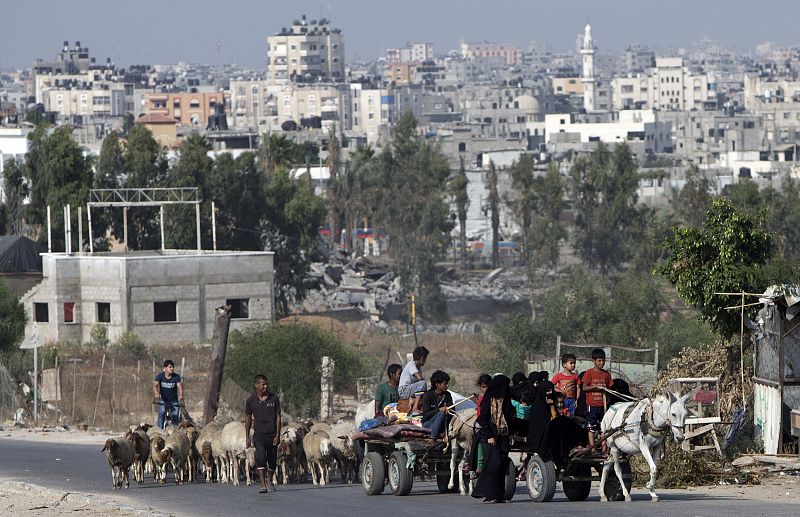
[89,324,109,349]
[225,322,368,417]
[110,331,148,360]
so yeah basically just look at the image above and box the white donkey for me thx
[599,389,695,502]
[447,408,476,495]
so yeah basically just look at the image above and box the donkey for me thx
[599,389,696,502]
[447,408,476,495]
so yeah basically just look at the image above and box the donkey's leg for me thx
[611,446,632,502]
[599,441,615,502]
[448,439,459,491]
[639,443,660,502]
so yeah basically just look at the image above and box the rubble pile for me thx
[300,253,531,328]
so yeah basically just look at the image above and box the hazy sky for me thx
[1,0,799,69]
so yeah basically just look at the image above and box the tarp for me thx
[0,236,45,273]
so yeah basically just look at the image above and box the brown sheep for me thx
[101,437,136,489]
[124,429,150,485]
[157,430,191,485]
[149,433,168,483]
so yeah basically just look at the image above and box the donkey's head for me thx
[663,389,697,443]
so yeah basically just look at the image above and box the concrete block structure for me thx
[23,250,274,346]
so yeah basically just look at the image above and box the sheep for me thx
[146,427,165,480]
[157,429,190,485]
[329,421,359,484]
[149,431,168,483]
[182,425,200,483]
[101,437,136,489]
[195,423,223,483]
[302,429,333,486]
[210,425,230,484]
[220,421,256,486]
[124,428,150,486]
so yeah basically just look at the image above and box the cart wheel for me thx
[503,458,516,501]
[563,464,592,501]
[526,454,556,502]
[601,460,632,501]
[436,473,458,493]
[362,452,386,496]
[387,451,414,496]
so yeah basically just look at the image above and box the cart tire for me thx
[562,464,592,501]
[362,452,386,496]
[526,454,556,502]
[436,473,458,493]
[387,451,414,496]
[503,458,516,501]
[602,460,632,502]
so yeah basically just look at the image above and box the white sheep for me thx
[329,421,359,484]
[196,423,222,483]
[302,429,333,486]
[220,421,256,486]
[101,437,136,489]
[148,430,168,483]
[157,430,190,484]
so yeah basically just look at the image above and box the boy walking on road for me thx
[245,374,281,493]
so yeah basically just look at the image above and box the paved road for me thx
[0,439,794,516]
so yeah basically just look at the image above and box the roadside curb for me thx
[0,479,171,516]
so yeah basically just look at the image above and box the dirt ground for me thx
[0,479,166,517]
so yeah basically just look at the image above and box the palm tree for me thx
[258,132,295,174]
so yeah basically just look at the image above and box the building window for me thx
[227,298,250,319]
[153,301,177,323]
[34,303,49,323]
[64,302,75,323]
[97,302,111,323]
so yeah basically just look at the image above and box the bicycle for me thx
[153,400,185,429]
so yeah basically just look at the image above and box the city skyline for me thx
[1,0,799,69]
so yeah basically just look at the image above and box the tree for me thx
[765,176,800,260]
[672,165,712,227]
[569,143,641,272]
[115,124,169,250]
[0,278,25,353]
[165,132,213,249]
[507,156,565,318]
[1,158,28,235]
[326,126,342,242]
[338,145,377,251]
[258,133,296,174]
[373,112,453,320]
[723,179,762,214]
[448,157,470,269]
[657,198,776,376]
[206,152,264,250]
[262,168,325,315]
[485,160,500,268]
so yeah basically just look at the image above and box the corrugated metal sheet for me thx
[754,382,781,454]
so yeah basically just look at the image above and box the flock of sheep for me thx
[101,416,359,489]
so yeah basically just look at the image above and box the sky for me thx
[1,0,799,70]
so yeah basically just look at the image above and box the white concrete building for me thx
[611,57,715,111]
[267,15,345,84]
[545,109,672,152]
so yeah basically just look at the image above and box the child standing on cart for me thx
[551,353,580,416]
[580,349,613,448]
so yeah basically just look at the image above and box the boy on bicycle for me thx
[152,359,183,429]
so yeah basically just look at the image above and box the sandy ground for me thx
[0,479,168,517]
[684,473,800,502]
[0,426,112,445]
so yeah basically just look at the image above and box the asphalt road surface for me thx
[0,439,794,517]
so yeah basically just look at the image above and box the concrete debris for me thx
[301,255,529,331]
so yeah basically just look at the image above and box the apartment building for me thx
[267,15,345,83]
[460,42,521,66]
[611,58,715,111]
[142,91,227,127]
[41,81,126,118]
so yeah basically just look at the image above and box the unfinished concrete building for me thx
[23,250,274,346]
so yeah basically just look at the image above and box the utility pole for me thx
[203,305,232,425]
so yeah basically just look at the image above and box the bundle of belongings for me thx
[353,423,432,441]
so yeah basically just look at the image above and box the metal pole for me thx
[740,292,746,409]
[66,204,72,254]
[47,206,52,253]
[123,206,128,252]
[87,205,94,254]
[195,202,201,253]
[63,206,68,254]
[33,346,38,425]
[160,206,165,251]
[77,206,83,253]
[92,354,106,427]
[72,359,76,422]
[136,360,141,415]
[111,357,116,429]
[211,201,217,251]
[180,356,185,377]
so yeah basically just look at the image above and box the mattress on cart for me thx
[356,424,432,441]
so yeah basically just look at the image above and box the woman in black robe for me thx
[526,379,555,458]
[472,375,515,503]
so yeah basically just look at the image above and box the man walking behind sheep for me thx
[245,374,282,493]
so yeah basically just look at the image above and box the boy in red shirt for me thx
[551,353,580,416]
[580,349,613,447]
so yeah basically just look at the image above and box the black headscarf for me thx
[509,372,527,402]
[527,379,554,455]
[478,375,513,439]
[485,374,510,399]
